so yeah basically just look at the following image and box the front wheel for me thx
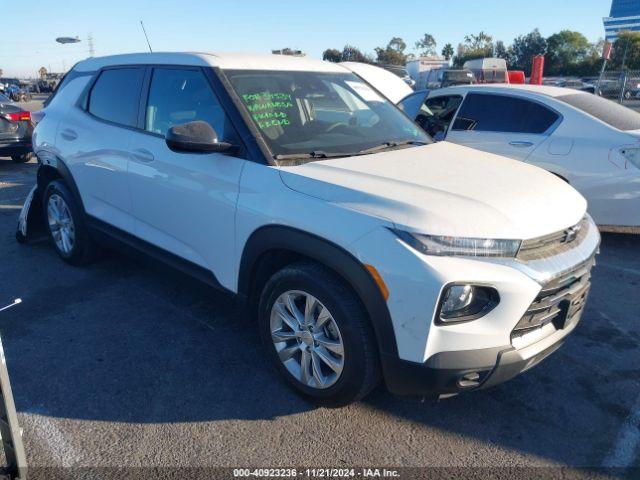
[258,262,380,407]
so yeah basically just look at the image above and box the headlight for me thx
[392,229,521,257]
[438,284,499,323]
[620,147,640,169]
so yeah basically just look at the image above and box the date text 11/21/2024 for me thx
[232,468,400,477]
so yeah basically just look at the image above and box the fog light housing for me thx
[437,284,499,324]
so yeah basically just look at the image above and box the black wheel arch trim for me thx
[238,225,399,359]
[36,153,86,214]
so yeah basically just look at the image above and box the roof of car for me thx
[73,51,348,73]
[436,83,590,98]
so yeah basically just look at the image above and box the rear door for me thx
[446,92,560,160]
[57,67,145,232]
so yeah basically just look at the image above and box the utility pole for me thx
[597,41,613,96]
[88,33,95,57]
[618,37,631,104]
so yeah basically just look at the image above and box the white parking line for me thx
[602,393,640,468]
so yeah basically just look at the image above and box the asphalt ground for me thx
[0,97,638,479]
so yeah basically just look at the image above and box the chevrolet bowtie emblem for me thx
[565,224,581,243]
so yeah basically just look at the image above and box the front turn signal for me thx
[365,264,389,301]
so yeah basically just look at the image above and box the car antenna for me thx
[140,20,153,53]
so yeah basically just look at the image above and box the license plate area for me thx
[553,284,590,330]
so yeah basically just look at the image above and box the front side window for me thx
[452,93,559,134]
[145,68,237,143]
[88,68,144,127]
[415,95,463,137]
[223,69,430,159]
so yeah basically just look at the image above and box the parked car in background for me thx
[0,93,34,163]
[424,69,475,89]
[547,78,597,94]
[26,52,599,405]
[395,84,640,231]
[379,64,415,88]
[597,77,640,100]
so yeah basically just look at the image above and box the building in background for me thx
[271,48,304,57]
[604,0,640,41]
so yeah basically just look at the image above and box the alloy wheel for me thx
[47,193,75,255]
[270,290,345,389]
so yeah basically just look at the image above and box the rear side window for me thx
[557,93,640,131]
[88,68,144,127]
[452,93,559,134]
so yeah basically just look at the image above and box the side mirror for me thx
[165,121,237,154]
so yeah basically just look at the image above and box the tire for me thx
[42,180,97,265]
[11,152,34,164]
[258,261,380,407]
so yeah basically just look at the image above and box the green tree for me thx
[510,29,547,75]
[545,30,590,75]
[453,31,494,67]
[464,31,494,52]
[375,37,408,65]
[494,40,508,60]
[341,45,372,63]
[322,48,342,63]
[415,33,437,56]
[441,43,454,60]
[388,37,407,53]
[610,31,640,69]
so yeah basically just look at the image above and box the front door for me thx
[445,92,560,161]
[127,67,246,289]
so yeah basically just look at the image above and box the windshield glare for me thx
[224,70,430,158]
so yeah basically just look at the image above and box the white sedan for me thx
[396,84,640,231]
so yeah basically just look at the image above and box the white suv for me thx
[21,52,600,406]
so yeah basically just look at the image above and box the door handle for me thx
[60,128,78,141]
[509,141,534,148]
[131,148,155,163]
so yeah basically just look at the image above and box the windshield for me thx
[383,66,409,78]
[224,69,430,159]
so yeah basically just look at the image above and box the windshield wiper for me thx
[273,150,355,161]
[273,141,429,161]
[356,140,429,155]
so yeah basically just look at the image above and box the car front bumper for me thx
[351,215,600,396]
[382,298,585,396]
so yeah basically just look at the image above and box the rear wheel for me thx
[258,262,380,407]
[43,180,97,265]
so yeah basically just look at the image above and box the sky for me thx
[1,0,613,77]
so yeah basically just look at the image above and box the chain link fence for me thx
[592,70,640,109]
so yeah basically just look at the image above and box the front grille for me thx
[512,255,595,340]
[517,217,589,261]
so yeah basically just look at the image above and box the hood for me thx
[340,62,414,104]
[279,142,587,240]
